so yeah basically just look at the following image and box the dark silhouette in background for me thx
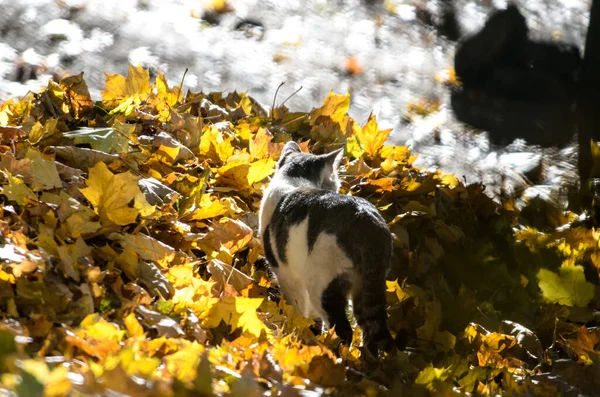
[450,2,600,207]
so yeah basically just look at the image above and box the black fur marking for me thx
[270,187,391,269]
[279,154,329,186]
[262,225,279,268]
[263,148,394,355]
[353,276,394,354]
[321,274,352,343]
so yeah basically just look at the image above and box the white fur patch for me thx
[258,158,351,322]
[274,217,353,320]
[258,175,310,238]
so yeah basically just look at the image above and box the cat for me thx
[258,141,394,355]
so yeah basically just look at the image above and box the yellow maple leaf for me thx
[102,64,152,105]
[171,283,219,319]
[80,162,153,225]
[124,313,144,338]
[151,71,181,122]
[248,158,276,185]
[356,114,391,158]
[164,341,205,383]
[2,174,36,205]
[217,158,275,192]
[205,0,234,13]
[260,298,314,333]
[188,194,243,221]
[249,128,272,160]
[78,314,126,342]
[28,118,59,145]
[345,136,364,159]
[415,364,448,390]
[166,264,195,288]
[205,296,266,337]
[199,124,236,163]
[25,149,62,192]
[117,348,161,377]
[155,70,180,107]
[309,91,350,125]
[416,301,441,342]
[537,264,594,307]
[44,366,73,397]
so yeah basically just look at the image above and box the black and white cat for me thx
[259,141,394,355]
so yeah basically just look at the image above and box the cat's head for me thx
[275,141,343,191]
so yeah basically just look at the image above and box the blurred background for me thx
[0,0,592,200]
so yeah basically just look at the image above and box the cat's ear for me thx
[319,148,344,191]
[277,141,302,168]
[323,148,344,171]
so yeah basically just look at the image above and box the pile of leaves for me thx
[0,64,599,396]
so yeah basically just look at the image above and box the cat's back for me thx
[269,187,391,265]
[274,187,388,230]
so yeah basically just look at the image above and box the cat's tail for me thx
[353,246,394,355]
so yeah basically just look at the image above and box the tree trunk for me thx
[581,0,600,89]
[576,0,600,208]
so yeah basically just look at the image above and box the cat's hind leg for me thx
[320,274,353,344]
[352,265,394,355]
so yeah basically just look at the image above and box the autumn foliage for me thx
[0,64,599,396]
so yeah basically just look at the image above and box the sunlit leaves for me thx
[80,162,154,225]
[356,113,391,158]
[102,63,151,106]
[26,149,62,191]
[205,296,267,337]
[537,265,594,307]
[198,217,253,262]
[188,194,243,221]
[564,326,600,364]
[29,118,59,145]
[309,91,350,124]
[2,174,36,205]
[60,72,93,118]
[0,64,599,396]
[63,124,134,154]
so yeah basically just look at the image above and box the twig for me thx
[280,85,303,107]
[271,82,285,122]
[177,68,189,104]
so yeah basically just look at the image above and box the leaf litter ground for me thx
[0,65,599,396]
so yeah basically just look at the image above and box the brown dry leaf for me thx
[207,259,253,292]
[60,72,93,118]
[565,326,600,364]
[198,217,253,257]
[0,126,25,143]
[50,146,119,171]
[112,232,175,267]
